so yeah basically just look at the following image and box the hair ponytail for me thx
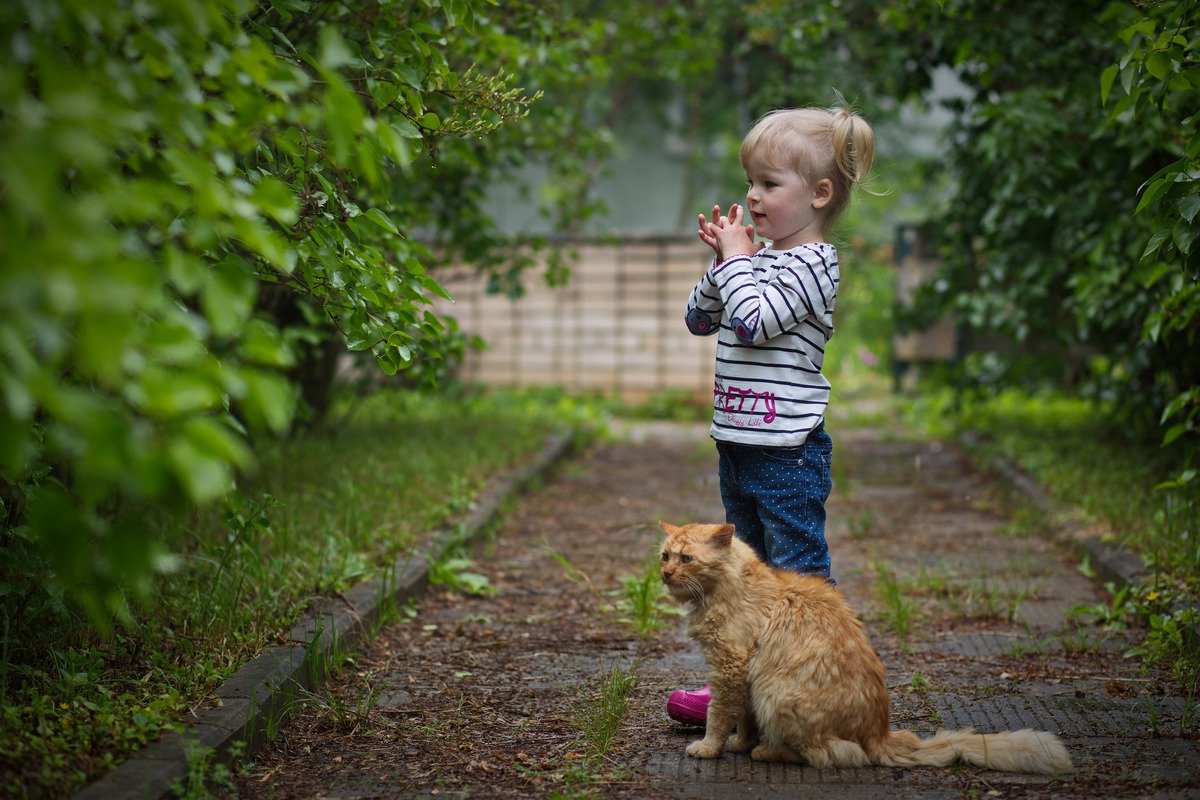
[830,103,874,188]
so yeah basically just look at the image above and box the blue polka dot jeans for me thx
[716,425,834,578]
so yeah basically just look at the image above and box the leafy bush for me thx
[0,387,594,798]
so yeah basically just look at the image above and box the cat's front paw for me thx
[726,732,757,753]
[686,738,724,759]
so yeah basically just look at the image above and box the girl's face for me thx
[743,157,832,250]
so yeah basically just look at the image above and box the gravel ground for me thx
[235,419,1200,800]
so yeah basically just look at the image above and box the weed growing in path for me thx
[570,661,638,759]
[848,508,877,541]
[543,544,599,598]
[553,659,640,795]
[427,520,498,598]
[172,740,249,800]
[295,674,381,734]
[609,554,683,638]
[428,551,497,597]
[872,561,917,639]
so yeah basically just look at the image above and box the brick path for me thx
[237,418,1200,799]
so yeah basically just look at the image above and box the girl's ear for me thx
[708,524,735,548]
[812,178,834,210]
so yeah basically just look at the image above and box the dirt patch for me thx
[237,423,1199,799]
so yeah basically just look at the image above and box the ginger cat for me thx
[659,521,1071,774]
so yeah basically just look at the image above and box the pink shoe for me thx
[666,684,710,725]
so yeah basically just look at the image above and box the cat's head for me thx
[658,521,737,604]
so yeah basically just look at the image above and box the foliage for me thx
[872,561,916,639]
[858,1,1199,468]
[567,660,638,763]
[0,0,547,627]
[0,387,594,799]
[3,0,697,634]
[1073,580,1198,699]
[428,553,497,597]
[1100,0,1200,487]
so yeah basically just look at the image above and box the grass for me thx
[550,542,683,639]
[0,386,602,800]
[611,553,684,638]
[553,660,639,796]
[569,660,638,760]
[872,561,917,639]
[847,508,878,541]
[909,564,1031,624]
[906,670,944,728]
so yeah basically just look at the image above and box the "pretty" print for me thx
[714,381,777,424]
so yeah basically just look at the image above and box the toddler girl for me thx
[668,104,875,725]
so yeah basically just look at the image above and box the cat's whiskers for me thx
[679,575,707,607]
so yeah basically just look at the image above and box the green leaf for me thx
[1162,423,1188,446]
[1170,220,1192,255]
[1178,194,1200,224]
[240,368,296,434]
[252,175,299,226]
[234,218,294,272]
[1119,18,1156,44]
[1099,64,1118,106]
[323,72,365,166]
[202,262,258,338]
[422,274,454,302]
[1136,171,1179,215]
[365,207,400,235]
[168,433,237,504]
[318,26,355,69]
[75,309,136,387]
[136,367,223,418]
[240,319,296,368]
[178,417,251,469]
[1145,51,1171,81]
[378,123,414,172]
[1142,227,1171,261]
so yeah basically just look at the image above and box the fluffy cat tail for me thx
[876,728,1071,775]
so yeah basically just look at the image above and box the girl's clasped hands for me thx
[697,203,764,262]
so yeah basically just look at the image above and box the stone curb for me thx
[73,431,578,800]
[960,433,1200,655]
[958,432,1154,596]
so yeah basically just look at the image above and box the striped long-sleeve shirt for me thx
[685,242,839,447]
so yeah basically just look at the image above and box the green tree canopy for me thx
[0,0,626,626]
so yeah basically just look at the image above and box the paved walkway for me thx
[237,418,1200,799]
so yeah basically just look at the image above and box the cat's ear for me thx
[708,524,735,548]
[659,521,678,536]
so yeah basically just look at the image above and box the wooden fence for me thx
[431,237,718,402]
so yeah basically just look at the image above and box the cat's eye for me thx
[680,555,693,564]
[660,552,669,562]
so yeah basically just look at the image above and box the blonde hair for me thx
[739,104,875,226]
